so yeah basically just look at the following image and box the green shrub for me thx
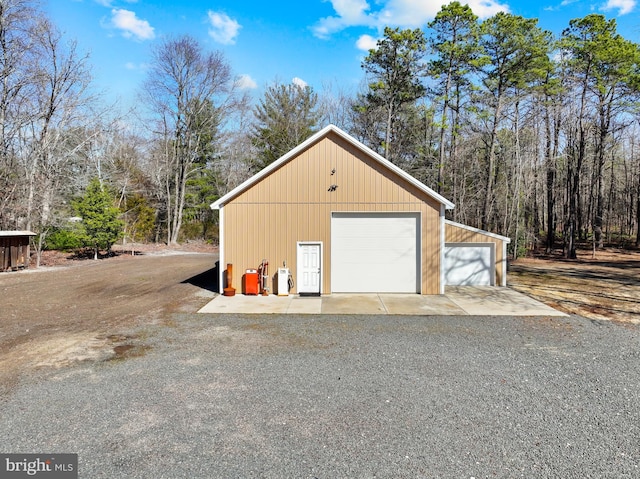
[178,221,203,241]
[45,228,84,251]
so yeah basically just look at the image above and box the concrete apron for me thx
[198,286,567,316]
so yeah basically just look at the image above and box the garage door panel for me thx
[444,244,494,286]
[331,213,420,293]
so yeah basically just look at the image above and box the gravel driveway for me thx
[1,311,639,478]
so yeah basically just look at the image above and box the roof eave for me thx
[0,230,37,237]
[444,219,511,243]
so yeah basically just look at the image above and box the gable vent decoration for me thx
[328,167,338,191]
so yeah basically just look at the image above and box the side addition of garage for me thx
[444,220,511,287]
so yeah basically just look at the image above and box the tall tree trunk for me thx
[450,85,462,221]
[605,151,615,244]
[481,93,503,231]
[33,175,53,267]
[566,67,591,259]
[567,131,586,259]
[511,98,522,259]
[165,170,172,245]
[544,93,559,253]
[636,166,640,247]
[170,156,188,244]
[593,95,612,249]
[436,65,453,194]
[384,100,394,162]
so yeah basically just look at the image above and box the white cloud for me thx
[313,0,373,38]
[466,0,510,18]
[292,77,308,88]
[333,0,372,19]
[312,0,509,38]
[124,62,148,71]
[207,11,241,45]
[110,9,155,40]
[601,0,636,15]
[376,0,443,27]
[95,0,138,6]
[356,34,378,51]
[235,74,257,90]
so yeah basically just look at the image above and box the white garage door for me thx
[331,213,420,293]
[444,243,494,286]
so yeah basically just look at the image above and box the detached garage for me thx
[211,125,509,295]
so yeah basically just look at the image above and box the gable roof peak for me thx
[211,124,455,210]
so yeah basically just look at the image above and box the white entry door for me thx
[297,242,321,295]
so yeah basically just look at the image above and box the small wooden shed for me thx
[0,231,36,271]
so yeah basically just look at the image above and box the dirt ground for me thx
[0,243,218,393]
[2,243,639,394]
[509,247,640,325]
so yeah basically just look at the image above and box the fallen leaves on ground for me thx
[509,248,640,324]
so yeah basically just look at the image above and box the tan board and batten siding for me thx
[444,220,510,286]
[221,130,444,294]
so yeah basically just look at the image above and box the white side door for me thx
[297,242,321,295]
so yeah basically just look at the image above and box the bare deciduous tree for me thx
[22,17,94,264]
[142,35,236,244]
[0,0,38,227]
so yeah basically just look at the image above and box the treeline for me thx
[1,0,639,263]
[349,4,640,259]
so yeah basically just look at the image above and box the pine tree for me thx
[74,177,124,260]
[251,81,320,170]
[428,2,481,192]
[360,27,427,163]
[477,13,552,231]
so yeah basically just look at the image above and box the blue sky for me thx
[46,0,640,110]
